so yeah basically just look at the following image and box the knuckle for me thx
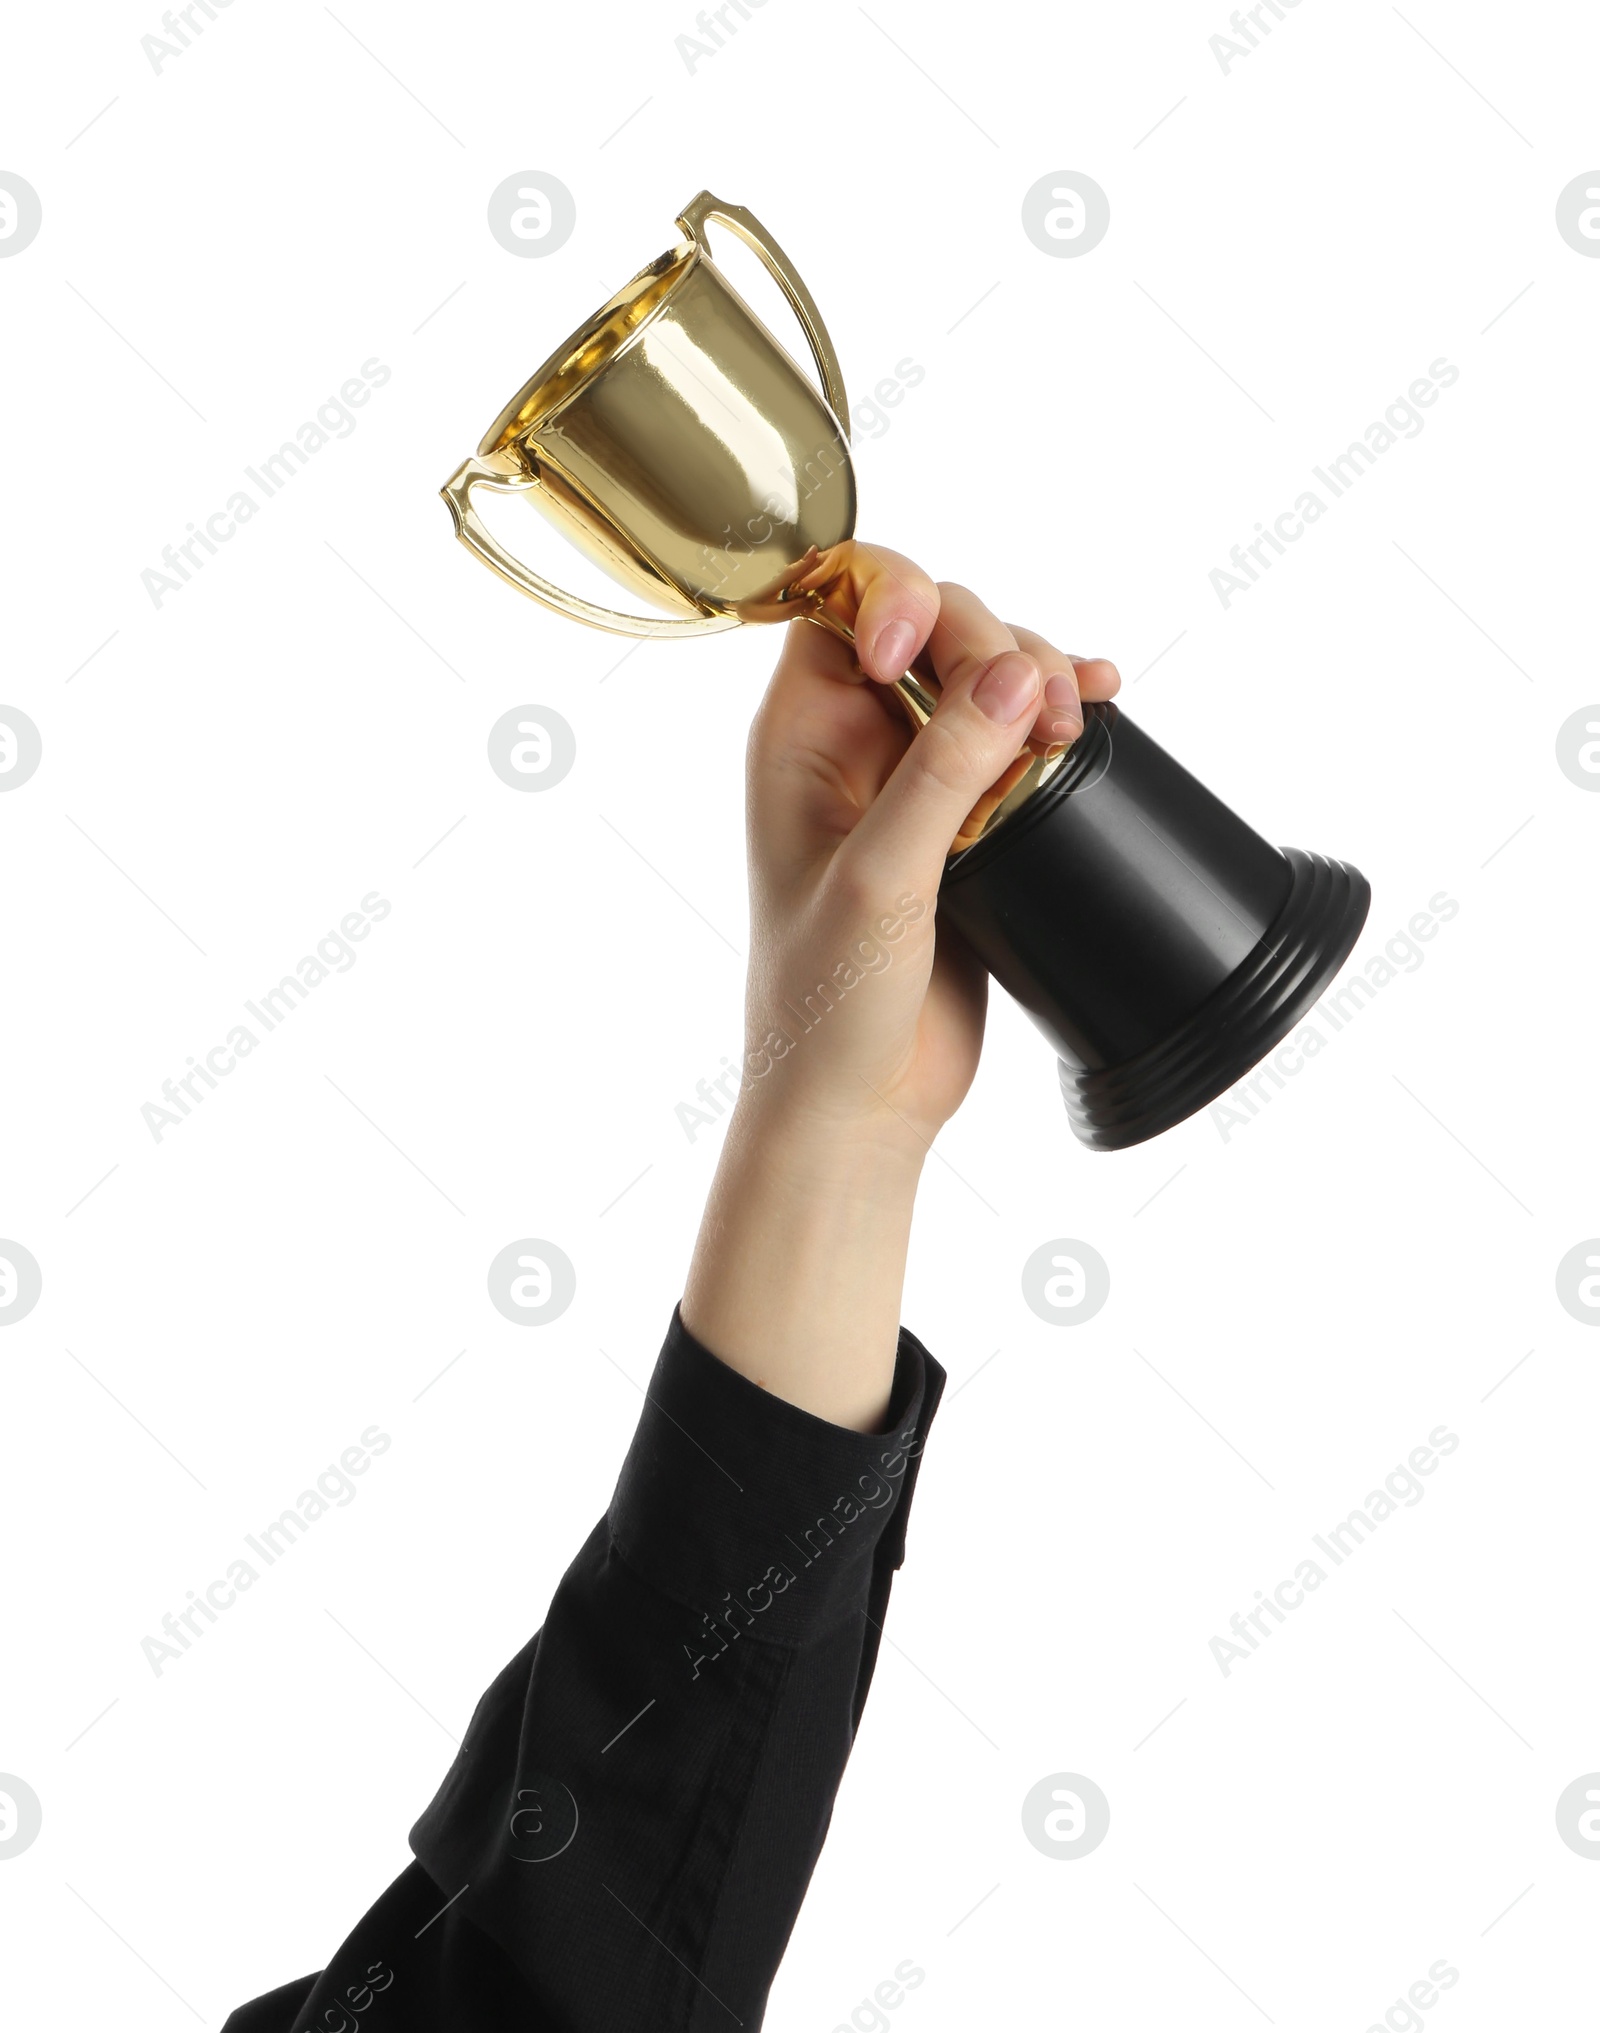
[836,845,935,927]
[827,859,878,919]
[940,648,992,695]
[1010,625,1070,674]
[863,544,937,603]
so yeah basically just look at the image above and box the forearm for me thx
[681,1097,925,1434]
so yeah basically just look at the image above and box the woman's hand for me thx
[738,542,1122,1156]
[681,546,1120,1431]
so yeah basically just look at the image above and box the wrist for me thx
[722,1088,928,1205]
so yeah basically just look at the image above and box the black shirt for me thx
[222,1305,946,2032]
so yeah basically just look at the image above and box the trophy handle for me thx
[440,453,743,638]
[676,191,852,435]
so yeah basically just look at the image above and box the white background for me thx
[2,0,1598,2027]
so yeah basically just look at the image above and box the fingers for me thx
[922,582,1026,696]
[799,541,941,685]
[929,586,1103,754]
[841,624,1043,894]
[763,547,1124,891]
[1070,655,1122,703]
[926,590,1121,750]
[1009,628,1122,748]
[790,542,1123,730]
[1007,623,1084,746]
[747,614,916,874]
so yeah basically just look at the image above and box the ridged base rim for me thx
[1059,847,1371,1151]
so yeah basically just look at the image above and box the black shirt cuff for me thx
[607,1304,944,1646]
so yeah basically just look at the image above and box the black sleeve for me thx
[222,1305,945,2033]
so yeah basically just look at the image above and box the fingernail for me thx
[1044,671,1083,740]
[873,619,918,677]
[973,652,1040,723]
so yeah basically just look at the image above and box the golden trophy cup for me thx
[442,192,1369,1149]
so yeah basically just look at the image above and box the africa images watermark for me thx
[141,0,246,74]
[682,1415,927,1680]
[828,1960,928,2033]
[1209,0,1313,76]
[1361,1961,1461,2033]
[1210,890,1459,1141]
[141,890,391,1141]
[1209,357,1460,608]
[840,356,926,445]
[140,357,392,608]
[675,0,780,74]
[676,892,928,1141]
[1209,1423,1460,1677]
[141,1421,392,1676]
[286,1959,395,2033]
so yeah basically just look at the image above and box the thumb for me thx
[842,651,1042,892]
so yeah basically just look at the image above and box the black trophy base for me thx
[937,702,1371,1152]
[1057,846,1370,1150]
